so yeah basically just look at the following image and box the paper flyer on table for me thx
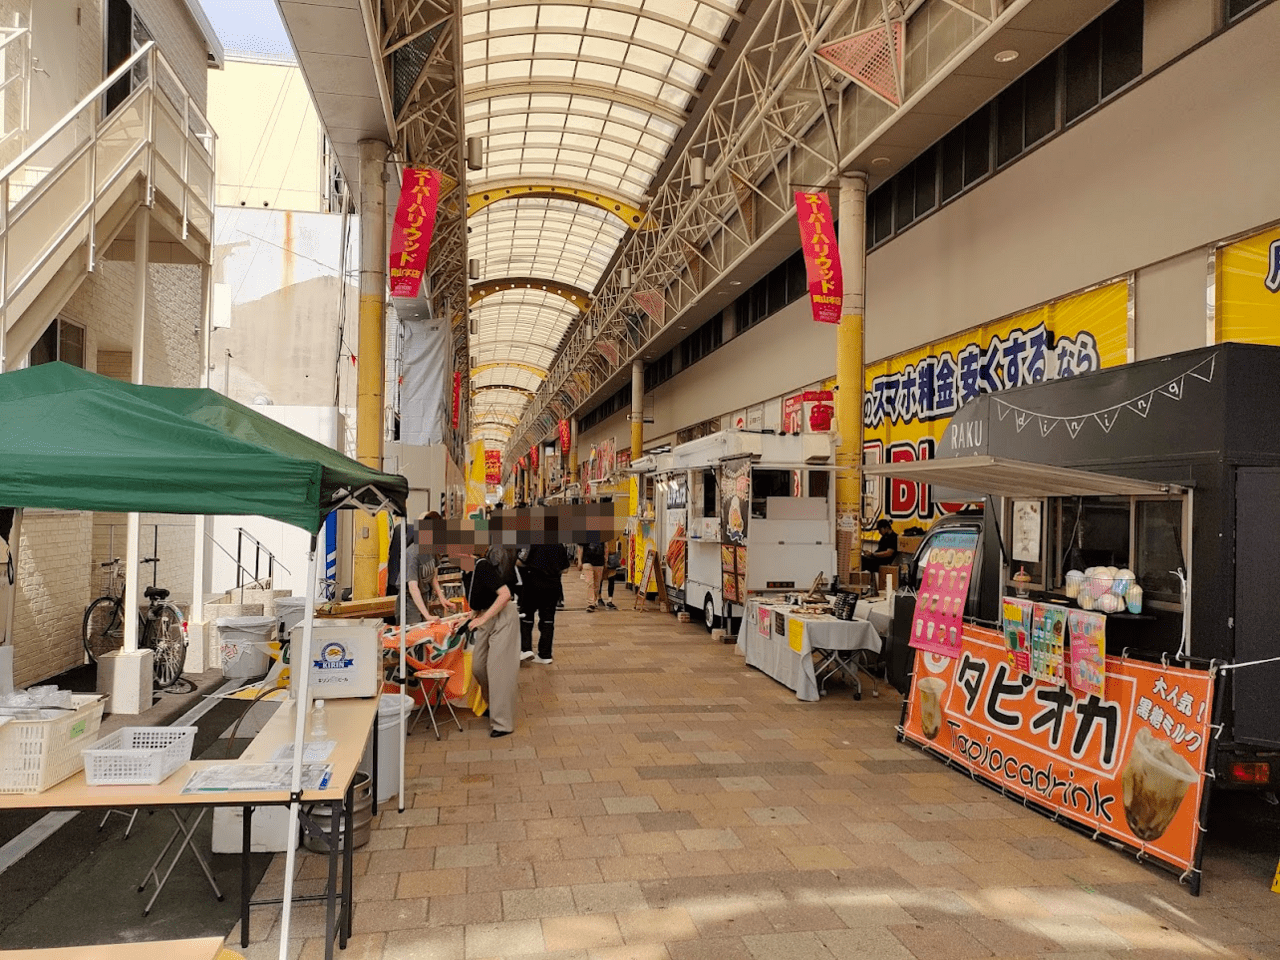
[181,762,333,794]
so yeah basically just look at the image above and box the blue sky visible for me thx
[199,0,294,58]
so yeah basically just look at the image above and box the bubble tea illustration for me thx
[917,678,947,740]
[1121,727,1198,841]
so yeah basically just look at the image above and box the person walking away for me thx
[580,539,606,611]
[465,545,520,737]
[517,543,570,662]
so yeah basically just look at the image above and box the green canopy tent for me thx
[0,362,414,948]
[0,361,407,530]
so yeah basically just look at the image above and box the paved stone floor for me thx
[233,578,1280,960]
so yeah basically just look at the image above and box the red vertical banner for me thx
[795,191,842,324]
[530,444,539,472]
[558,419,571,452]
[388,167,442,299]
[484,450,502,485]
[451,370,461,430]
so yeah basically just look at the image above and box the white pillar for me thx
[103,208,153,713]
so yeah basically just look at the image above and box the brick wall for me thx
[130,0,209,110]
[12,512,94,688]
[11,253,203,687]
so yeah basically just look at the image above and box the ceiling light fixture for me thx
[468,258,480,281]
[689,156,706,190]
[466,136,484,171]
[994,49,1019,63]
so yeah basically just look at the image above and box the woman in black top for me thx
[464,545,520,737]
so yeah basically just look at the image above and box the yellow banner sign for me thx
[1216,224,1280,346]
[863,280,1130,527]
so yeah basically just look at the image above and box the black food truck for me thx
[865,343,1280,890]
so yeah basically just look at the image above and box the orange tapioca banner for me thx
[902,627,1214,874]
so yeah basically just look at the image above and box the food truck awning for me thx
[864,456,1187,500]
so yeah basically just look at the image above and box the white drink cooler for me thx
[289,618,383,699]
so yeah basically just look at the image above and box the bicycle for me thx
[83,557,189,690]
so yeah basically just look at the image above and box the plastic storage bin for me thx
[216,616,276,679]
[360,693,412,803]
[0,695,105,793]
[274,597,309,634]
[82,726,196,786]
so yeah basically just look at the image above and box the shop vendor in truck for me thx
[862,519,899,574]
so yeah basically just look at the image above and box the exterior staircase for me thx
[0,41,215,370]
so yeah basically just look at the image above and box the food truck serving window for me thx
[751,469,792,519]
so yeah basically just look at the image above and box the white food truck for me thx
[632,430,836,630]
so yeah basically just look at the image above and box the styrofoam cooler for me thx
[215,616,276,679]
[212,805,298,853]
[360,693,412,804]
[289,618,382,699]
[275,597,308,634]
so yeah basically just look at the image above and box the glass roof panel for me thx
[462,0,744,431]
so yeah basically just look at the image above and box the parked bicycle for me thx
[82,557,188,690]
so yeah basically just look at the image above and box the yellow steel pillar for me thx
[630,359,643,461]
[354,139,388,598]
[835,172,868,587]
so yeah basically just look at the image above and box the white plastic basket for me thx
[0,695,105,794]
[82,726,197,786]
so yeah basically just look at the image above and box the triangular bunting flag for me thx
[1158,377,1185,400]
[1014,411,1031,433]
[995,402,1013,422]
[1094,407,1122,433]
[1188,355,1216,383]
[1038,418,1057,438]
[1066,418,1086,439]
[1127,392,1155,418]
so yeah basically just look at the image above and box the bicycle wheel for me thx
[83,598,125,663]
[143,603,188,690]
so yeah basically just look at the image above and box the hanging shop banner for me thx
[903,627,1215,875]
[530,444,539,472]
[388,167,442,299]
[1215,224,1280,346]
[795,191,842,324]
[484,450,502,485]
[864,280,1130,528]
[464,440,487,519]
[558,419,571,451]
[908,529,978,659]
[720,455,751,546]
[451,370,461,430]
[1067,609,1107,699]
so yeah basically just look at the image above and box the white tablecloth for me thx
[736,599,881,701]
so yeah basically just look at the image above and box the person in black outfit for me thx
[517,543,570,663]
[463,545,520,737]
[862,519,899,573]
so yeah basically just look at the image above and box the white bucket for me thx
[215,616,276,679]
[360,693,412,804]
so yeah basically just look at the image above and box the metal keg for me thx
[303,771,373,852]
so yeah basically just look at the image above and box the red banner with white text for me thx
[389,167,442,299]
[558,419,571,452]
[795,191,842,324]
[451,370,461,430]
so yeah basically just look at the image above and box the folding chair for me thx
[411,667,463,740]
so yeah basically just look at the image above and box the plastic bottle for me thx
[308,699,328,739]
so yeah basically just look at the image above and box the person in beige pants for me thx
[472,602,519,737]
[465,545,520,738]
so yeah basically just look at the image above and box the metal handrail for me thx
[0,40,217,371]
[0,26,29,52]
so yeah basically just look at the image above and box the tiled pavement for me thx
[233,579,1280,960]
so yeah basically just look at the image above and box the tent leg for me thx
[277,537,319,960]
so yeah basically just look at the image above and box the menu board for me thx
[1001,597,1033,673]
[1031,603,1068,685]
[908,530,979,659]
[721,544,747,603]
[1067,609,1107,697]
